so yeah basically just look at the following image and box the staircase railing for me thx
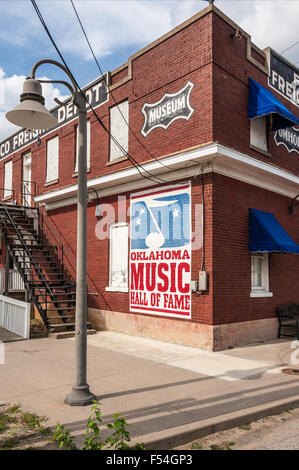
[0,203,58,326]
[38,205,98,297]
[21,180,37,208]
[0,188,16,204]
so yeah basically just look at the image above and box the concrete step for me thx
[50,329,97,339]
[49,321,90,329]
[48,315,75,321]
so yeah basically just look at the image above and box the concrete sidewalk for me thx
[0,331,298,449]
[0,327,24,343]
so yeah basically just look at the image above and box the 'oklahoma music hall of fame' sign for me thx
[130,183,191,320]
[141,81,194,137]
[268,49,299,107]
[0,73,109,161]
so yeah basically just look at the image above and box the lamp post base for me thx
[64,384,96,406]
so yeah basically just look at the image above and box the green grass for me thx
[191,442,203,450]
[210,441,235,450]
[6,404,21,414]
[0,413,18,433]
[0,405,51,449]
[21,412,46,431]
[238,423,251,431]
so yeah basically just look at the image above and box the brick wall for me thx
[1,9,298,201]
[212,172,299,325]
[212,13,299,175]
[46,175,214,326]
[0,8,298,335]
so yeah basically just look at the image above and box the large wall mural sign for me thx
[130,183,191,319]
[141,82,194,137]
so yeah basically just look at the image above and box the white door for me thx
[23,153,31,206]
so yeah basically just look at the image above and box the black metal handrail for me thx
[39,205,98,297]
[0,203,54,298]
[0,188,16,202]
[0,205,54,325]
[38,208,67,279]
[21,180,37,208]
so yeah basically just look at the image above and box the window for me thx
[106,222,128,292]
[250,252,272,297]
[75,119,90,173]
[4,160,12,199]
[250,116,268,152]
[46,136,59,183]
[109,101,129,162]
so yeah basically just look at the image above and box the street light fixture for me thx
[6,59,95,406]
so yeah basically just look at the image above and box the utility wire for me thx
[281,40,299,55]
[70,0,172,171]
[31,0,166,185]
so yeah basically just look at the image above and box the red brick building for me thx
[1,4,299,349]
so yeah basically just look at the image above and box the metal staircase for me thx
[0,203,95,338]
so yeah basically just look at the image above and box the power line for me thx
[30,0,166,185]
[281,40,299,55]
[31,0,164,185]
[70,0,172,171]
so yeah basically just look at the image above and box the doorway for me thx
[22,152,31,207]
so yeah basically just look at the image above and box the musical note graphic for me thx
[131,189,190,250]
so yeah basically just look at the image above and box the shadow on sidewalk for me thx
[53,377,299,444]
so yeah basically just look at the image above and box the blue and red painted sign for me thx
[130,183,191,319]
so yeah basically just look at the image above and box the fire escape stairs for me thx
[0,204,96,339]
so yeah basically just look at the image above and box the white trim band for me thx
[34,143,299,210]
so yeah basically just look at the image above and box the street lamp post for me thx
[6,59,95,406]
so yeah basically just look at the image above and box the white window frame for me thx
[250,252,273,298]
[250,116,268,152]
[109,101,129,162]
[75,119,90,173]
[46,136,59,183]
[4,160,13,199]
[106,222,129,292]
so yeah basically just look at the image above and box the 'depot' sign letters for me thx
[130,183,191,319]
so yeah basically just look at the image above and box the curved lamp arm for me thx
[29,58,85,110]
[38,79,75,103]
[289,194,299,215]
[87,187,99,202]
[30,59,77,92]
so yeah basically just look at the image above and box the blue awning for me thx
[249,208,299,253]
[248,78,299,131]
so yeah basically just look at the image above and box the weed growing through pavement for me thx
[238,423,251,431]
[210,442,235,450]
[0,403,50,449]
[53,401,146,450]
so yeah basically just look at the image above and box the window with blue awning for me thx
[248,78,299,131]
[249,208,299,254]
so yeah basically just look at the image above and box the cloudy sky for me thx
[1,0,299,140]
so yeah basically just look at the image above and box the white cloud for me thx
[0,0,176,60]
[0,67,67,141]
[214,1,299,62]
[2,1,299,63]
[1,0,299,142]
[37,0,176,60]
